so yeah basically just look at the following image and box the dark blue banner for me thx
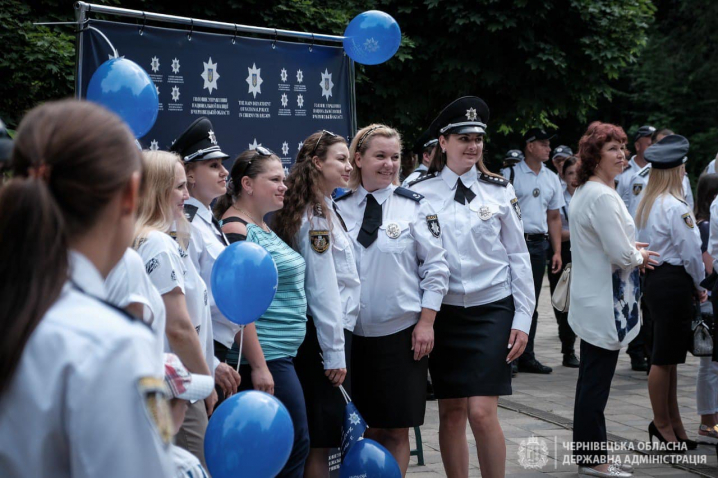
[78,20,355,172]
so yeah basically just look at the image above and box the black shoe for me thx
[631,358,648,372]
[511,361,518,377]
[518,359,552,374]
[562,353,580,368]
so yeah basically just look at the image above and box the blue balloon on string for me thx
[343,11,401,65]
[340,439,401,478]
[205,391,294,478]
[211,241,278,325]
[86,57,159,138]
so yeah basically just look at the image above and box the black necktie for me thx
[357,194,382,248]
[454,178,476,205]
[211,215,228,246]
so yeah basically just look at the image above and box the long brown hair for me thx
[0,99,140,394]
[273,131,348,247]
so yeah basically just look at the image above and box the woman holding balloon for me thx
[215,147,310,477]
[273,130,360,477]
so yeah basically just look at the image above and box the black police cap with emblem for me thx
[413,129,438,155]
[552,145,573,161]
[523,128,556,143]
[429,96,490,138]
[634,125,656,143]
[170,116,229,163]
[644,134,689,170]
[504,149,524,165]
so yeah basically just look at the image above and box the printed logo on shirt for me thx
[310,230,330,254]
[171,270,177,282]
[511,197,522,220]
[632,183,643,196]
[178,246,188,258]
[145,258,160,275]
[681,212,695,229]
[137,377,172,446]
[426,215,441,238]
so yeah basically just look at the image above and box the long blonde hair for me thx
[348,123,402,190]
[635,167,688,228]
[134,150,190,249]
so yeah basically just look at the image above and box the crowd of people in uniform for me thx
[0,95,716,478]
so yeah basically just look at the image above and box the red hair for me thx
[576,122,627,186]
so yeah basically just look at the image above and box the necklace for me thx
[232,203,267,231]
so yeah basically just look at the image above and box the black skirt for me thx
[430,296,514,399]
[294,317,352,448]
[644,264,693,366]
[351,324,428,429]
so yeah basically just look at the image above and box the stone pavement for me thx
[406,278,718,477]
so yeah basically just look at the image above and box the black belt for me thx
[524,233,548,242]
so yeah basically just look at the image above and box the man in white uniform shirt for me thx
[616,125,655,208]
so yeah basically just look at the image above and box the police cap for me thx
[413,129,438,155]
[552,145,573,161]
[170,116,229,163]
[430,96,490,138]
[634,125,656,143]
[523,128,556,144]
[644,134,689,170]
[504,149,524,165]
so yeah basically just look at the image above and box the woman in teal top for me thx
[215,146,309,478]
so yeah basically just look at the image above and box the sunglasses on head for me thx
[309,130,338,158]
[254,146,274,157]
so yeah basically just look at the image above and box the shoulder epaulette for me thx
[184,204,198,222]
[638,166,651,178]
[407,171,438,187]
[624,163,633,172]
[394,186,424,202]
[478,173,509,187]
[334,190,353,202]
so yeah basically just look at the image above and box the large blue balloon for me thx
[86,57,159,138]
[343,11,401,65]
[211,241,278,325]
[340,439,401,478]
[205,391,294,478]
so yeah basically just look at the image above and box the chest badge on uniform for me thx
[137,377,172,446]
[310,230,330,253]
[426,215,441,238]
[478,206,492,221]
[681,212,695,229]
[511,197,522,220]
[386,222,402,239]
[632,184,643,195]
[532,188,540,197]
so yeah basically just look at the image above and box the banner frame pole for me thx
[74,4,87,99]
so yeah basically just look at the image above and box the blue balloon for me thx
[343,11,401,65]
[205,391,294,478]
[86,57,159,138]
[340,439,401,478]
[211,241,278,325]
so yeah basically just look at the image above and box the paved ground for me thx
[406,278,718,477]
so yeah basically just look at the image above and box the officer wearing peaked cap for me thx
[551,145,573,189]
[402,129,437,187]
[170,116,230,163]
[616,125,656,210]
[409,96,534,476]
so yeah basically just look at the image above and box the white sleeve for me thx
[589,193,644,270]
[669,203,704,289]
[105,252,132,308]
[68,329,174,478]
[412,200,450,311]
[501,184,535,333]
[683,176,694,210]
[709,198,718,263]
[142,237,186,296]
[297,216,346,369]
[547,175,566,210]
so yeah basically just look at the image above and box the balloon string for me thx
[88,26,119,58]
[319,352,351,404]
[236,325,245,374]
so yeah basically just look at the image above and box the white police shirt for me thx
[501,160,565,234]
[409,167,535,333]
[615,156,643,208]
[106,247,166,362]
[0,252,174,478]
[335,184,450,337]
[137,230,218,374]
[184,197,239,350]
[560,188,573,232]
[295,196,361,369]
[708,196,718,263]
[636,194,704,289]
[401,163,428,187]
[627,165,694,217]
[705,159,716,175]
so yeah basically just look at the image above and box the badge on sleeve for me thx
[145,258,159,275]
[137,377,172,446]
[426,215,441,238]
[681,212,695,229]
[310,230,330,253]
[632,184,643,196]
[511,197,522,220]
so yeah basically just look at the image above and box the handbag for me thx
[551,262,571,313]
[689,299,714,357]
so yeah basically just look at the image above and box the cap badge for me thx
[208,130,218,145]
[479,206,492,221]
[511,152,518,157]
[465,108,478,121]
[386,222,401,239]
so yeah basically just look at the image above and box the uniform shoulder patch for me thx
[632,183,643,196]
[426,214,441,237]
[407,171,438,187]
[394,186,424,202]
[681,212,695,229]
[624,163,633,171]
[309,230,330,253]
[511,197,522,220]
[183,204,198,222]
[638,166,651,178]
[334,190,353,202]
[137,377,172,447]
[478,173,509,187]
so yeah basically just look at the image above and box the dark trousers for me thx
[521,238,548,363]
[547,241,576,355]
[573,340,620,466]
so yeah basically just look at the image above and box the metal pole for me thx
[73,2,345,44]
[74,4,87,98]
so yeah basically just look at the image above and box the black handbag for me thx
[689,299,714,357]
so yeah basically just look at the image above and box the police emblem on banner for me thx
[426,215,441,238]
[681,212,694,229]
[208,68,213,83]
[137,377,172,446]
[252,73,257,87]
[633,183,643,195]
[511,197,522,220]
[310,230,330,253]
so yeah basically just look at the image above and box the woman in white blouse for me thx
[568,122,658,478]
